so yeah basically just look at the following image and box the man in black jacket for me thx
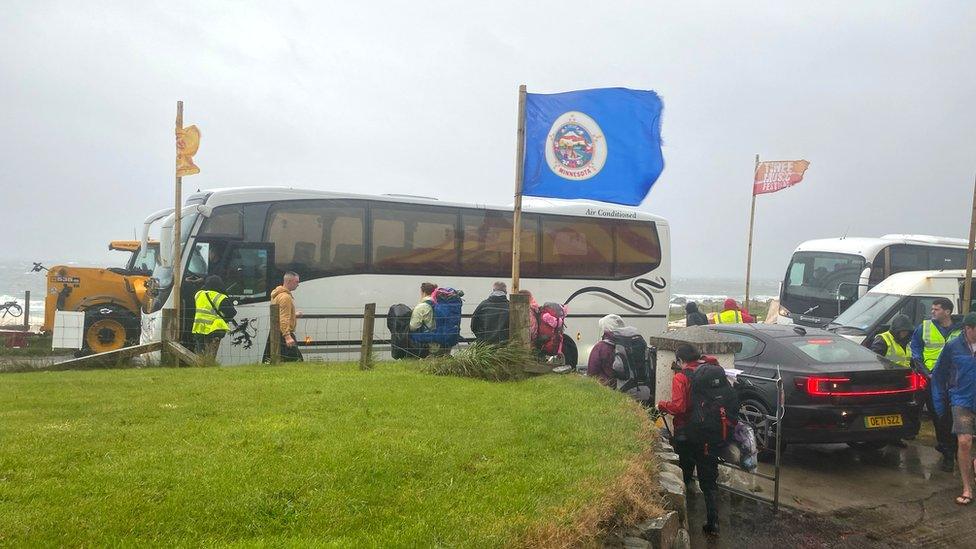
[685,302,709,327]
[471,281,510,344]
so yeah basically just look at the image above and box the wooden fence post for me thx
[360,303,376,370]
[23,290,30,331]
[160,308,176,365]
[509,292,531,350]
[269,303,281,364]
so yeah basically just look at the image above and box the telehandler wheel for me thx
[83,306,138,354]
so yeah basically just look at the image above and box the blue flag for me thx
[522,87,664,206]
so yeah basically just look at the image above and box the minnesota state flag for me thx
[522,87,664,206]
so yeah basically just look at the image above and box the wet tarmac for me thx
[686,430,976,548]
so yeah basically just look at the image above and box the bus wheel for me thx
[83,306,137,354]
[561,336,578,367]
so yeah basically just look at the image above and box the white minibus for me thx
[778,235,967,327]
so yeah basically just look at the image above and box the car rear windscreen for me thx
[788,336,880,364]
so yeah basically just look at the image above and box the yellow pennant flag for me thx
[176,125,201,177]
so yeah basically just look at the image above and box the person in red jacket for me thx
[658,343,722,537]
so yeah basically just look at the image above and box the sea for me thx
[0,258,780,329]
[669,276,780,305]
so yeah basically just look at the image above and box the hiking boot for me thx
[702,523,720,536]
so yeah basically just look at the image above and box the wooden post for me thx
[23,290,30,331]
[269,303,281,364]
[744,154,760,309]
[165,341,203,367]
[360,303,376,370]
[964,173,976,314]
[172,101,184,343]
[160,308,176,365]
[509,292,531,350]
[511,84,527,293]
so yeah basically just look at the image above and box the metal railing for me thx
[715,367,785,512]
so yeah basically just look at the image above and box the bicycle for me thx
[1,301,23,319]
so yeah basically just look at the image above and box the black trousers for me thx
[674,438,720,527]
[263,332,304,363]
[926,384,957,458]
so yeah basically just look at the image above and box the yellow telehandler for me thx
[39,240,159,353]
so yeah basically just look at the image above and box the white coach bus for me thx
[141,187,671,365]
[777,234,968,327]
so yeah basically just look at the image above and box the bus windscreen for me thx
[781,251,865,319]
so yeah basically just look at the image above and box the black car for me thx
[706,324,924,450]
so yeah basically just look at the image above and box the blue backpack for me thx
[411,288,464,348]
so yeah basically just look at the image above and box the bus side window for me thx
[460,211,540,277]
[370,205,458,274]
[615,221,661,279]
[265,200,366,278]
[868,260,886,286]
[936,248,968,269]
[889,245,927,275]
[200,205,244,238]
[541,217,613,277]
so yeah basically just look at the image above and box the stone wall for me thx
[601,434,690,549]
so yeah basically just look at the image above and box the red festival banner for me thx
[753,160,809,195]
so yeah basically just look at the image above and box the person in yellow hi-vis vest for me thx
[911,297,962,472]
[192,275,237,363]
[870,314,914,368]
[712,298,754,324]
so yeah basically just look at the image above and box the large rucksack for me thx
[411,288,464,348]
[535,302,567,356]
[682,362,738,446]
[610,327,652,403]
[387,304,413,359]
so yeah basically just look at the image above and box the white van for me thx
[826,269,974,345]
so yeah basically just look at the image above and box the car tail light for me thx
[909,372,927,391]
[795,376,852,396]
[795,371,925,397]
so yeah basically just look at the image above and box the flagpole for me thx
[511,84,527,293]
[963,173,976,314]
[172,101,184,341]
[745,153,759,312]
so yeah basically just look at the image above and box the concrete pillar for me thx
[646,326,742,403]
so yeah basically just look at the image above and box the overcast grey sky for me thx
[1,1,974,279]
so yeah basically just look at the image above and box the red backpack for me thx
[535,302,567,356]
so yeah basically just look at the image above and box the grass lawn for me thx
[0,362,654,546]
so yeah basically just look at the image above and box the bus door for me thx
[210,242,275,365]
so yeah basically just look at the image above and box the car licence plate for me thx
[865,414,903,428]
